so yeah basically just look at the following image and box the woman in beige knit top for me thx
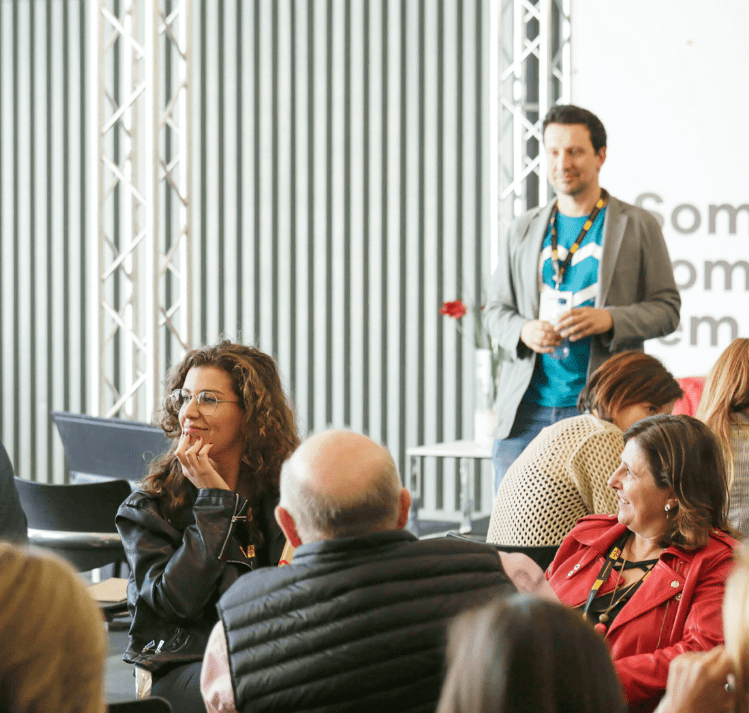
[697,338,749,538]
[487,351,682,547]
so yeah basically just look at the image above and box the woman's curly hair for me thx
[141,340,299,545]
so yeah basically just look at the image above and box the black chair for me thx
[0,440,29,544]
[13,477,131,573]
[108,698,173,712]
[52,411,170,486]
[445,531,560,571]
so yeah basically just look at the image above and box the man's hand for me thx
[655,647,734,713]
[556,307,613,341]
[497,552,559,602]
[520,320,562,354]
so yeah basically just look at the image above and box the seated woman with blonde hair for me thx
[0,542,106,713]
[697,337,749,537]
[488,351,682,547]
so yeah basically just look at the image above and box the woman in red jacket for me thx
[548,414,739,713]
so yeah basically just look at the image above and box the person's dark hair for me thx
[577,351,683,421]
[437,594,625,713]
[142,340,299,544]
[624,414,736,550]
[543,104,607,154]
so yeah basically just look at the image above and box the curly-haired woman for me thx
[116,340,299,712]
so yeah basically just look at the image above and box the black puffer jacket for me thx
[116,486,284,672]
[218,530,516,713]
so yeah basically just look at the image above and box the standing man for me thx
[484,105,680,494]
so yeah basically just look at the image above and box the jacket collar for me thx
[608,531,736,636]
[572,517,737,636]
[293,529,418,564]
[597,195,626,307]
[523,201,557,320]
[572,515,736,563]
[572,515,628,552]
[524,193,625,314]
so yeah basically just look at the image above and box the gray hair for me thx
[281,452,402,540]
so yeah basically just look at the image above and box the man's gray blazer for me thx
[484,195,680,440]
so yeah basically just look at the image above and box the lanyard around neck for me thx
[549,188,609,288]
[581,531,628,620]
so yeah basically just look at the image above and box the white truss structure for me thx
[90,0,193,421]
[497,0,571,239]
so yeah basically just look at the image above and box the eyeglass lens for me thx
[171,390,220,414]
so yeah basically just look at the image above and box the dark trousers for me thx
[152,661,206,713]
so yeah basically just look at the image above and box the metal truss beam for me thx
[497,0,570,238]
[90,0,192,421]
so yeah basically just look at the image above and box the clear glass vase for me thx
[474,347,497,446]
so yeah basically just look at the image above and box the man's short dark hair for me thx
[542,104,607,154]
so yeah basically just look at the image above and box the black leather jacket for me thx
[116,486,284,672]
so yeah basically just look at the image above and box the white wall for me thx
[570,0,749,377]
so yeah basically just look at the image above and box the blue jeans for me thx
[492,401,579,495]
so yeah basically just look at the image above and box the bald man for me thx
[201,430,547,713]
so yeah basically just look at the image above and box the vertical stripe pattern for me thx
[1,0,495,521]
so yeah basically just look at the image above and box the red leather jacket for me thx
[548,515,737,713]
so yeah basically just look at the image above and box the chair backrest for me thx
[108,697,173,713]
[0,441,29,544]
[14,477,132,533]
[14,477,132,572]
[445,532,560,571]
[52,411,170,484]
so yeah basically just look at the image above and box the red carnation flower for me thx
[440,300,467,319]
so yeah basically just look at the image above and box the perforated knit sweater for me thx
[487,414,622,547]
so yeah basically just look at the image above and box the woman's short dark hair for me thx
[142,340,299,539]
[577,351,683,420]
[437,594,625,713]
[624,414,735,550]
[542,104,607,153]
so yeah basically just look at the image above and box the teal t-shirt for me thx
[524,207,606,407]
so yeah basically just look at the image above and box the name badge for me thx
[538,285,573,326]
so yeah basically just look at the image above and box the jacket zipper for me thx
[656,559,683,649]
[218,493,244,560]
[219,493,255,567]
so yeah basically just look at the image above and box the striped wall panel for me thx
[1,0,497,521]
[0,0,89,485]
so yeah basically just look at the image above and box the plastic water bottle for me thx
[549,338,570,360]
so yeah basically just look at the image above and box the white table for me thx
[406,440,493,535]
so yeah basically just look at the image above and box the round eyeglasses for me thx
[169,389,240,415]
